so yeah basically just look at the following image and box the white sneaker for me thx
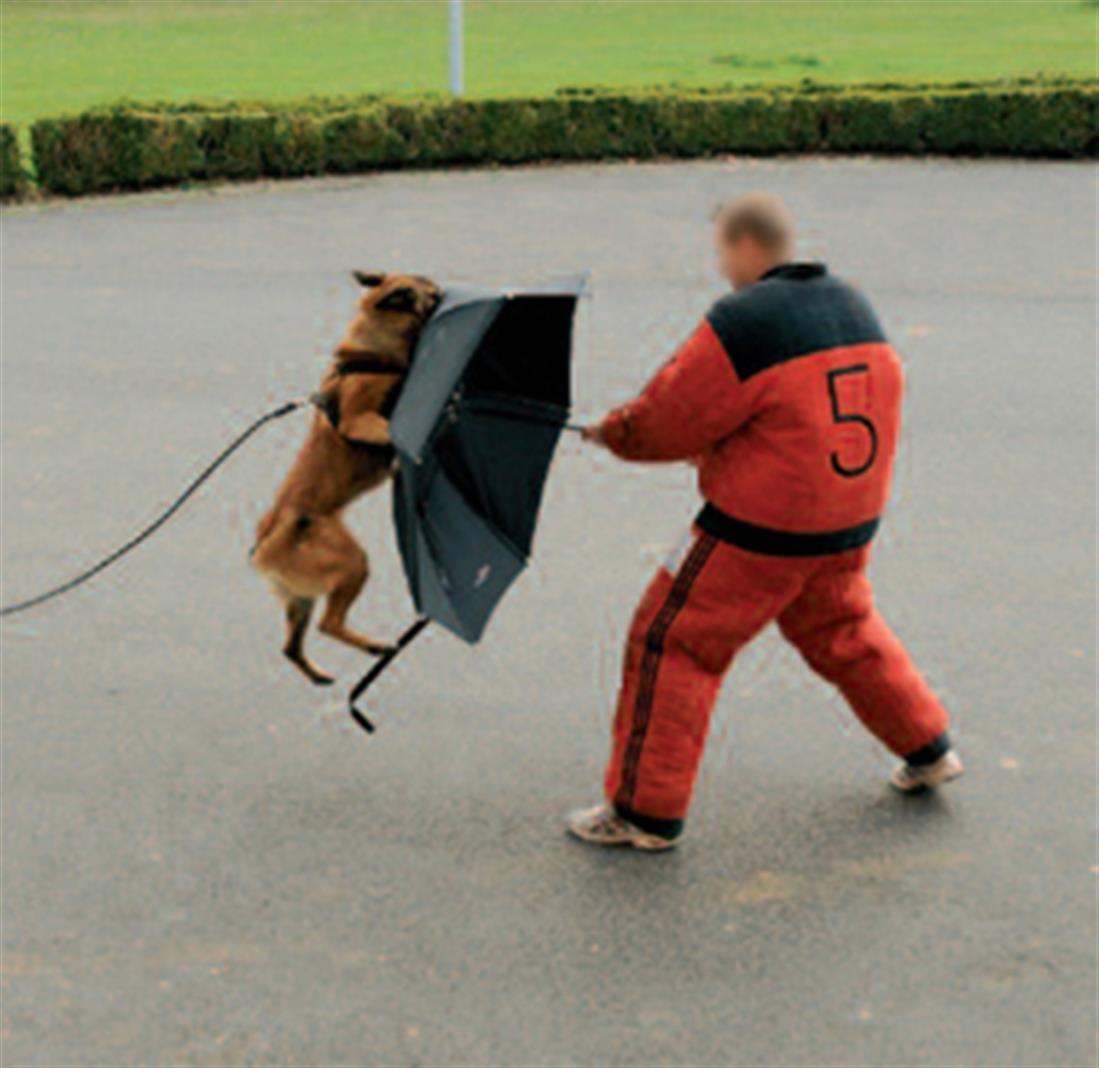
[565,803,679,851]
[890,750,965,793]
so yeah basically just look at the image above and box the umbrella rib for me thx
[460,393,582,432]
[422,476,531,567]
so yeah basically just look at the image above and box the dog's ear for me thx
[375,285,417,313]
[352,271,386,288]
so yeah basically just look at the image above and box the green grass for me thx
[2,0,1095,125]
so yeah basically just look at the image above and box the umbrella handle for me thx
[347,617,431,734]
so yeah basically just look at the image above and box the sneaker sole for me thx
[565,826,679,851]
[890,762,965,793]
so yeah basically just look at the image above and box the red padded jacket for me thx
[600,263,903,555]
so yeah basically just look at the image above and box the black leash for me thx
[348,616,430,734]
[3,392,584,734]
[0,400,306,618]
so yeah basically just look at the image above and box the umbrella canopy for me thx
[389,276,585,644]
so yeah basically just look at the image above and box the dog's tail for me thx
[250,508,279,559]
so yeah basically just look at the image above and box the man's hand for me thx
[580,422,607,447]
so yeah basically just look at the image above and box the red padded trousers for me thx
[604,530,950,831]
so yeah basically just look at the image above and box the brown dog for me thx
[251,272,442,685]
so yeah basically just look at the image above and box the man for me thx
[568,192,962,852]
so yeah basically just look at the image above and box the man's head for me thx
[713,192,795,290]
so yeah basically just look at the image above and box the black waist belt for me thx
[696,503,880,557]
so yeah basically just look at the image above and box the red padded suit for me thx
[599,264,950,837]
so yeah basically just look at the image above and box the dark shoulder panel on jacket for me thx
[705,272,887,381]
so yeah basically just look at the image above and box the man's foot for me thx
[890,749,965,793]
[565,803,679,851]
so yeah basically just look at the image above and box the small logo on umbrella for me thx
[474,563,492,588]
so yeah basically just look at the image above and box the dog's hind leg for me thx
[283,596,335,686]
[317,534,395,657]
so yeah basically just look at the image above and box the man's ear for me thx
[352,270,386,288]
[375,285,417,312]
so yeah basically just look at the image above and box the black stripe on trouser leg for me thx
[615,533,718,815]
[903,732,951,766]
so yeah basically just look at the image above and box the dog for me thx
[251,271,442,685]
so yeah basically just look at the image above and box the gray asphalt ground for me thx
[1,158,1096,1068]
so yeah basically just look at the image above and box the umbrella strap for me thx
[348,617,431,734]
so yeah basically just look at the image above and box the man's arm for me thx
[592,319,754,462]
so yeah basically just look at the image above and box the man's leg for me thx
[596,534,804,840]
[776,552,953,769]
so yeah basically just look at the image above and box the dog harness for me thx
[311,356,406,454]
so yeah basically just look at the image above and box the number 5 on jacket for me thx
[827,364,878,479]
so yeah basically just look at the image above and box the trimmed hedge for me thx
[1,125,24,199]
[28,79,1099,198]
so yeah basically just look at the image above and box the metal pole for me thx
[449,0,465,95]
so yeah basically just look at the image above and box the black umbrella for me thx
[348,276,586,732]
